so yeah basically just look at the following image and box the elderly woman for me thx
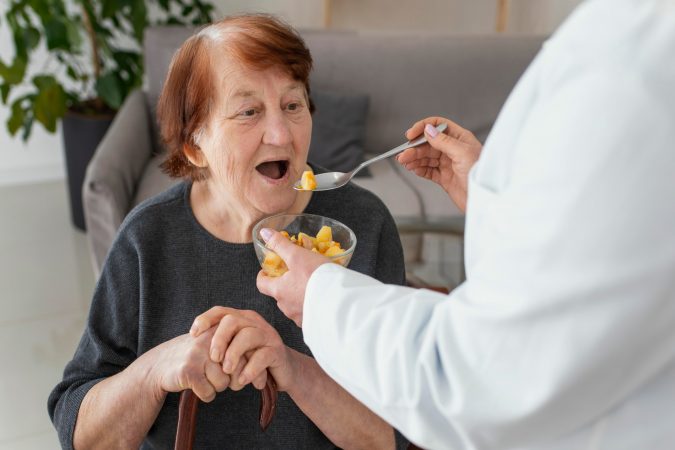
[48,14,408,450]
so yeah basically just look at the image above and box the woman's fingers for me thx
[239,347,276,387]
[209,314,252,363]
[251,370,268,390]
[190,306,238,337]
[204,360,230,393]
[189,370,218,402]
[222,327,267,375]
[227,356,249,391]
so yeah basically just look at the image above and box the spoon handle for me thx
[351,123,447,177]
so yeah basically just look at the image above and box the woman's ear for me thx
[183,143,207,168]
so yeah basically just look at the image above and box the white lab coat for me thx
[302,0,675,448]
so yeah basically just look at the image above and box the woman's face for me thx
[194,52,312,217]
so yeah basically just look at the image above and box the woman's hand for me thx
[147,328,231,402]
[398,116,482,212]
[190,307,296,392]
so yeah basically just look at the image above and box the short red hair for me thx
[157,14,314,181]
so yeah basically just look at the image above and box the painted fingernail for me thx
[425,123,438,138]
[260,228,273,242]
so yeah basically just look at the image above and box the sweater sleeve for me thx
[47,228,141,450]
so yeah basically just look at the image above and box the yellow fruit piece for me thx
[301,170,317,190]
[316,225,332,243]
[324,245,343,257]
[280,230,290,239]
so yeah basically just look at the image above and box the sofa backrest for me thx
[144,26,544,152]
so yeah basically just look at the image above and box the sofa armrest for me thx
[83,89,154,276]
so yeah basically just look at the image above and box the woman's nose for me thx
[262,113,293,147]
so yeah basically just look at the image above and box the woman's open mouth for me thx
[255,160,290,184]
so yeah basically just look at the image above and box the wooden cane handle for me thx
[174,372,278,449]
[260,375,278,430]
[175,390,199,450]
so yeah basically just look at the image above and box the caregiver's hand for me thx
[255,228,330,327]
[147,327,230,402]
[397,116,482,212]
[191,306,295,391]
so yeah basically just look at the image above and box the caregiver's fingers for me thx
[397,145,442,164]
[405,116,468,141]
[402,157,441,170]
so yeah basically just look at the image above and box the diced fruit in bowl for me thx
[253,214,356,277]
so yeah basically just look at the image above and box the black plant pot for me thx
[62,110,114,231]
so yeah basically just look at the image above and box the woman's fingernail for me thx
[425,123,438,138]
[223,359,233,373]
[238,374,248,385]
[211,348,221,362]
[260,228,273,242]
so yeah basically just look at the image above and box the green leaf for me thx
[65,20,82,51]
[102,0,118,19]
[23,27,41,51]
[32,74,58,90]
[95,72,124,109]
[0,57,28,85]
[66,65,78,80]
[0,83,10,104]
[8,99,26,136]
[44,19,70,51]
[130,0,148,42]
[157,0,170,11]
[33,83,67,133]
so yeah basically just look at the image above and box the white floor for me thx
[0,180,95,449]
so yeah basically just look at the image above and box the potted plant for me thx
[0,0,215,230]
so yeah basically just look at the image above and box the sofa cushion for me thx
[132,154,181,208]
[309,89,370,176]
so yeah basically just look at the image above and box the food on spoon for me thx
[300,170,317,190]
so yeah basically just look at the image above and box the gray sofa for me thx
[84,26,544,278]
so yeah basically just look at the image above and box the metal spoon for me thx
[294,123,448,191]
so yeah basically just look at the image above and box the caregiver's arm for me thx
[259,43,675,450]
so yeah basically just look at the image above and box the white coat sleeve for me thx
[302,23,675,450]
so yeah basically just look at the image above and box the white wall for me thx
[0,0,581,186]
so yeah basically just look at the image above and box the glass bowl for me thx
[252,213,357,277]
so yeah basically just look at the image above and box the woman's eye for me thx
[240,109,257,117]
[286,103,301,112]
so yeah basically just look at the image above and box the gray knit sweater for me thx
[48,179,407,449]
